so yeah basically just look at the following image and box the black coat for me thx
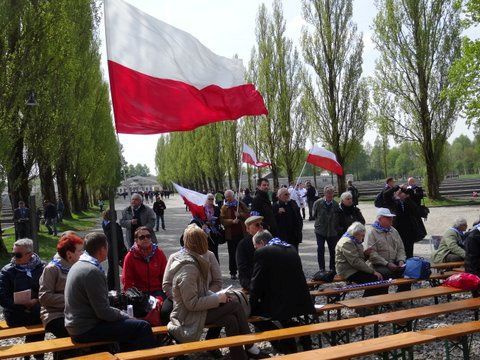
[392,198,426,244]
[465,228,480,276]
[250,244,314,321]
[382,185,399,211]
[251,190,278,236]
[0,259,45,325]
[273,200,303,246]
[337,204,365,236]
[103,221,128,265]
[153,200,166,215]
[236,234,255,290]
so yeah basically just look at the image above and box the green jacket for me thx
[313,198,340,237]
[432,228,465,263]
[335,236,375,279]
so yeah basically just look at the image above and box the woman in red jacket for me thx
[122,226,168,297]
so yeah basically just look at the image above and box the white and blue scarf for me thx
[372,221,392,233]
[267,237,291,248]
[14,253,42,278]
[79,252,104,272]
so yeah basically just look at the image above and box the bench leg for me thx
[444,336,471,360]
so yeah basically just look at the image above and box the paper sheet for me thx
[14,289,31,305]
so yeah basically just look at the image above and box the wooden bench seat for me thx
[0,324,45,340]
[114,317,378,360]
[67,352,118,360]
[431,261,464,272]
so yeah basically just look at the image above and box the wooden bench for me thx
[431,261,465,273]
[114,317,378,360]
[307,274,346,289]
[338,285,465,316]
[68,352,118,360]
[276,320,480,359]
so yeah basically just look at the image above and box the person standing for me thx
[337,191,366,236]
[273,188,303,250]
[44,200,58,236]
[242,188,254,209]
[13,201,31,240]
[304,181,317,221]
[153,195,167,231]
[214,190,225,209]
[347,180,360,206]
[102,210,128,291]
[220,190,249,280]
[251,178,278,236]
[64,232,156,351]
[288,183,306,220]
[313,185,340,272]
[465,219,480,277]
[56,197,65,224]
[0,239,45,359]
[120,193,156,248]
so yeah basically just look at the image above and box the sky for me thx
[99,0,472,174]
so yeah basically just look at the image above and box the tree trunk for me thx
[79,180,89,210]
[7,137,30,210]
[270,165,279,189]
[423,145,442,199]
[56,161,72,218]
[38,160,56,203]
[70,174,80,212]
[337,173,346,195]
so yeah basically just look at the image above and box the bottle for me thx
[127,304,134,317]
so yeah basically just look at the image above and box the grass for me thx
[0,209,100,268]
[459,174,480,180]
[423,197,479,207]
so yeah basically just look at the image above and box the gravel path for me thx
[2,196,480,359]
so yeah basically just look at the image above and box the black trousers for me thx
[227,235,242,276]
[373,265,411,292]
[347,271,388,297]
[45,318,80,360]
[6,311,44,360]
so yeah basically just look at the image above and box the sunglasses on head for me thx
[137,234,151,240]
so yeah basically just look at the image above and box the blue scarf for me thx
[224,199,238,208]
[267,237,291,248]
[79,252,104,272]
[250,210,261,216]
[372,221,392,233]
[14,253,42,278]
[342,232,360,244]
[50,257,71,274]
[450,227,465,238]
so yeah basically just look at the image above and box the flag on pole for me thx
[306,145,343,175]
[242,144,271,168]
[104,0,268,134]
[172,183,207,220]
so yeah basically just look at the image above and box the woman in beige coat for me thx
[167,224,263,360]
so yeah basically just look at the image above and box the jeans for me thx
[155,214,165,231]
[315,233,338,271]
[205,301,251,360]
[347,271,388,297]
[227,235,242,276]
[45,217,57,235]
[307,200,315,220]
[71,318,157,352]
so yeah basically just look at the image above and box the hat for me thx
[245,215,264,226]
[377,208,396,218]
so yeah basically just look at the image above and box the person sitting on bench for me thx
[167,224,264,360]
[64,232,157,352]
[0,238,45,360]
[335,222,386,297]
[432,217,467,263]
[366,208,410,292]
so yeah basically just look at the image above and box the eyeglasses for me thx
[12,251,31,258]
[207,198,214,200]
[137,234,152,240]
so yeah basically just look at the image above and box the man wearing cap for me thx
[236,216,263,290]
[366,208,410,291]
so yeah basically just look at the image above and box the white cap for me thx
[377,208,396,218]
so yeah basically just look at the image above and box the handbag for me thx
[403,257,431,280]
[140,296,164,326]
[227,290,250,317]
[312,270,336,283]
[125,287,151,318]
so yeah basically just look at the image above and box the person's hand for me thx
[232,218,239,224]
[131,219,137,225]
[218,293,227,303]
[234,211,240,218]
[387,262,399,271]
[374,271,383,281]
[278,208,286,214]
[25,299,38,309]
[398,261,405,267]
[364,247,375,257]
[202,224,208,231]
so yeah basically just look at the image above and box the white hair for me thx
[324,185,335,193]
[131,193,142,201]
[346,222,366,237]
[340,191,353,202]
[453,217,467,228]
[253,230,273,245]
[14,238,34,253]
[224,189,234,198]
[277,187,289,197]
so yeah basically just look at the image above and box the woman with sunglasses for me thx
[0,238,45,360]
[122,226,168,298]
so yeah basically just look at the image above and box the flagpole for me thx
[236,163,243,215]
[295,161,308,187]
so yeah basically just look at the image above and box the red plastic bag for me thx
[140,296,164,326]
[444,273,480,291]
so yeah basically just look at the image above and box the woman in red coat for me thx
[122,226,168,297]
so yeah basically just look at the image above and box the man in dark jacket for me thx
[347,180,360,206]
[152,196,167,231]
[251,178,278,236]
[250,230,314,353]
[464,222,480,277]
[44,200,58,236]
[236,216,264,290]
[304,181,317,220]
[0,239,45,359]
[381,177,400,211]
[273,188,303,250]
[13,201,31,240]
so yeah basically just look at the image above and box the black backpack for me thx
[374,191,385,208]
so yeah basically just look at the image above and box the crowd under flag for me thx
[242,144,271,168]
[104,0,268,134]
[172,183,207,221]
[306,145,343,175]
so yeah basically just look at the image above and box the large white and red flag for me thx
[172,183,207,220]
[104,0,268,134]
[242,144,271,168]
[306,145,343,175]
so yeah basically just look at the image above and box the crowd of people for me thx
[2,176,479,359]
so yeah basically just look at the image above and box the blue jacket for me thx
[0,259,45,324]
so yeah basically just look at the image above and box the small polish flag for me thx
[105,0,268,134]
[242,144,271,168]
[306,145,343,175]
[172,183,207,220]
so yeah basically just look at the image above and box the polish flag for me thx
[105,0,268,134]
[306,145,343,175]
[242,144,271,168]
[172,183,207,220]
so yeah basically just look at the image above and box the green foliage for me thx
[123,163,152,178]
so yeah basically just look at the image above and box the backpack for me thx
[403,257,431,280]
[312,270,336,283]
[227,290,251,317]
[374,191,385,208]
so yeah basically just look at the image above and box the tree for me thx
[302,0,369,194]
[372,0,462,199]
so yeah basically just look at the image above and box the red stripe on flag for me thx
[242,153,271,168]
[306,153,343,175]
[108,61,268,134]
[181,196,207,221]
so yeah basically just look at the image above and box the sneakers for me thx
[245,344,269,359]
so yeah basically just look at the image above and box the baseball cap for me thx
[377,208,396,217]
